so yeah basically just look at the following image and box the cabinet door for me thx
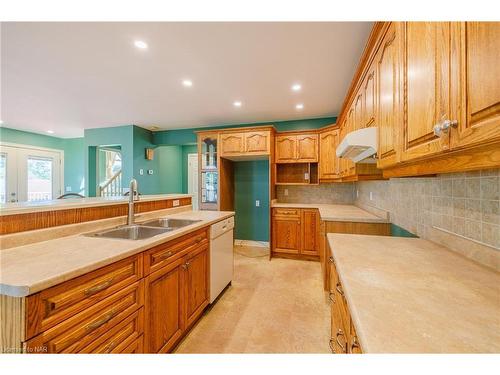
[401,22,458,162]
[245,131,271,155]
[275,135,297,162]
[377,22,402,168]
[354,93,364,131]
[301,209,319,255]
[272,213,301,254]
[345,108,356,177]
[144,258,185,353]
[363,66,376,128]
[329,260,347,354]
[296,134,319,162]
[183,244,209,328]
[452,22,500,149]
[220,133,245,156]
[319,129,340,180]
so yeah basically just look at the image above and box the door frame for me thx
[187,153,199,210]
[0,142,65,201]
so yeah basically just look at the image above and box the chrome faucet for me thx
[127,178,139,225]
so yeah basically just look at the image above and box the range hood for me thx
[336,127,378,163]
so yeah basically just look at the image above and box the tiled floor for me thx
[174,245,330,353]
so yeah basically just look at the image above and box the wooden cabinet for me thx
[275,133,319,163]
[144,257,185,353]
[452,22,500,149]
[401,22,457,162]
[183,244,209,328]
[220,130,271,157]
[376,22,401,169]
[319,128,340,180]
[363,66,376,128]
[271,208,320,259]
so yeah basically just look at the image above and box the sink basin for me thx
[85,225,173,240]
[139,218,201,229]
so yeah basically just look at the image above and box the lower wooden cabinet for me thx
[271,208,320,259]
[21,227,211,354]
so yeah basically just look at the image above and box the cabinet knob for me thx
[433,119,458,137]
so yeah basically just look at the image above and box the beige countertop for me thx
[271,202,389,223]
[327,233,500,353]
[0,194,192,216]
[0,210,234,297]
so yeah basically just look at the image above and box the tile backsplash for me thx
[277,183,355,204]
[355,169,500,249]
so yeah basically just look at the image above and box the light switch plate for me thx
[66,186,72,192]
[256,200,260,207]
[370,192,373,201]
[284,189,289,196]
[139,169,144,175]
[173,199,180,207]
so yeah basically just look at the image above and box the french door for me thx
[0,144,63,203]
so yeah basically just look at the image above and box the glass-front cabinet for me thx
[198,132,219,210]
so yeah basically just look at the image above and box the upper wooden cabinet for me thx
[401,22,458,163]
[452,22,500,149]
[363,67,376,128]
[275,133,319,163]
[319,128,340,180]
[219,130,271,157]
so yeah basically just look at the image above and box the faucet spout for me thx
[127,178,138,226]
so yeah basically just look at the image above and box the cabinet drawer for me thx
[78,308,144,353]
[272,208,300,218]
[120,334,144,353]
[26,254,143,339]
[26,281,144,353]
[144,228,209,275]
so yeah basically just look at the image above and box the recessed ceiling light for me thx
[292,83,302,92]
[233,101,242,107]
[0,120,3,125]
[295,103,304,110]
[46,130,54,134]
[134,40,148,50]
[182,79,193,87]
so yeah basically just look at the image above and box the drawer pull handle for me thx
[157,251,173,260]
[336,330,346,352]
[352,336,360,350]
[86,310,117,332]
[84,279,114,296]
[182,261,190,270]
[196,236,203,243]
[328,292,335,303]
[329,338,335,353]
[329,256,334,264]
[336,283,344,296]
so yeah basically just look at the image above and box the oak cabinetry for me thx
[275,133,319,163]
[220,130,271,157]
[319,128,340,180]
[452,22,500,149]
[271,208,320,259]
[183,244,209,328]
[363,66,376,128]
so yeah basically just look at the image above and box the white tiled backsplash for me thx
[355,169,500,249]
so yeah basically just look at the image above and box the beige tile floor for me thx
[174,245,331,353]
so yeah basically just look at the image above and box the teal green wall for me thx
[0,127,85,194]
[233,160,270,241]
[153,117,337,146]
[157,145,183,193]
[132,126,160,195]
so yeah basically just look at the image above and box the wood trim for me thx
[324,221,391,236]
[271,252,319,262]
[0,197,192,235]
[195,125,276,134]
[0,295,25,353]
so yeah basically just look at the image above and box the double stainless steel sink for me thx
[85,218,201,240]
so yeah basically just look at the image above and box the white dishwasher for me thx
[210,216,234,303]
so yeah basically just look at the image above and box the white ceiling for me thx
[1,22,372,138]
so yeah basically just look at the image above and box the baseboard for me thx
[234,239,270,248]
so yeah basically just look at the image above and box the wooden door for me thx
[319,129,340,180]
[296,134,319,162]
[377,22,402,168]
[363,66,376,128]
[275,135,297,162]
[272,209,301,254]
[245,131,271,155]
[301,209,319,255]
[183,244,209,328]
[354,93,364,130]
[452,22,500,149]
[144,257,185,353]
[220,133,245,156]
[345,108,356,177]
[401,22,458,162]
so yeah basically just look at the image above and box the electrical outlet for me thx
[304,172,310,180]
[370,192,373,201]
[284,189,289,196]
[356,189,359,198]
[147,169,154,175]
[66,186,72,192]
[173,199,180,207]
[139,169,144,175]
[255,200,260,207]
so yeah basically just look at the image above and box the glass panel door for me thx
[27,156,54,201]
[0,146,19,203]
